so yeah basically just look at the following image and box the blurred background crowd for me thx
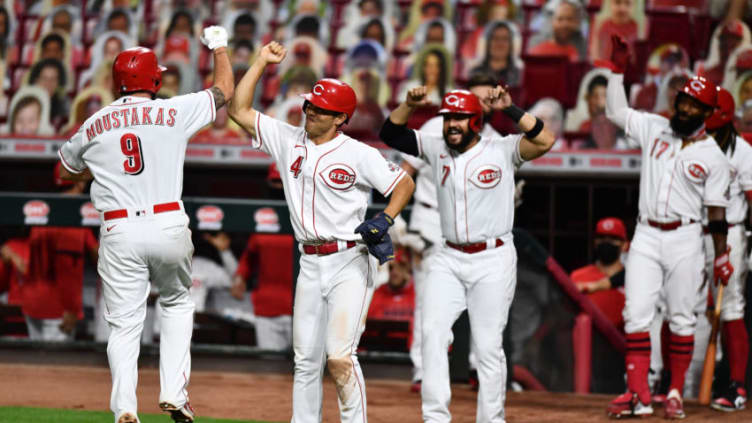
[2,0,752,150]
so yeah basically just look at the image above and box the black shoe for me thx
[711,381,747,412]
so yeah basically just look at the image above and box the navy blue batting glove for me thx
[354,212,394,244]
[368,233,395,265]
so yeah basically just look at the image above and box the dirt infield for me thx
[0,363,751,422]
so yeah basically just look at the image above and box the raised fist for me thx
[406,86,430,107]
[200,26,228,50]
[260,41,287,65]
[609,35,630,74]
[484,85,513,111]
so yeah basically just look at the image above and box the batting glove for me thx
[200,26,228,50]
[714,246,734,286]
[367,232,395,265]
[354,212,394,244]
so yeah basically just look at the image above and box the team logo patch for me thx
[254,207,281,233]
[80,202,100,226]
[196,205,224,230]
[684,160,708,183]
[23,200,50,225]
[469,165,502,189]
[319,164,357,190]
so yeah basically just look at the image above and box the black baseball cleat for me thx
[711,381,747,412]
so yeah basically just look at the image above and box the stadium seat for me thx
[521,56,589,109]
[646,8,692,59]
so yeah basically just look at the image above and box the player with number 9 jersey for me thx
[56,26,234,423]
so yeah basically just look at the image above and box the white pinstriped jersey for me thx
[58,91,216,212]
[252,113,406,242]
[623,109,731,221]
[414,129,524,244]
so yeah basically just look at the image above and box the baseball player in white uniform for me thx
[600,35,733,419]
[380,85,555,422]
[699,88,750,411]
[401,72,512,391]
[227,41,415,423]
[57,27,234,423]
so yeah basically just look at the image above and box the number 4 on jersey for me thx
[290,156,304,178]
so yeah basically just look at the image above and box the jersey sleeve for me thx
[360,146,407,197]
[623,110,664,150]
[415,130,444,165]
[252,112,300,158]
[400,152,424,169]
[171,89,217,137]
[58,126,88,173]
[704,151,731,208]
[506,134,525,168]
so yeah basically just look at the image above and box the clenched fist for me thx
[259,41,287,65]
[406,86,430,108]
[484,85,513,110]
[200,25,228,50]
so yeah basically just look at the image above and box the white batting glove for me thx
[200,26,228,50]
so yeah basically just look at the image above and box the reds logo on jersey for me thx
[469,165,502,189]
[684,160,709,183]
[319,164,357,190]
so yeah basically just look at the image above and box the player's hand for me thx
[230,275,246,300]
[204,232,231,251]
[259,41,287,65]
[200,25,229,50]
[367,233,396,265]
[593,35,629,74]
[406,86,430,108]
[59,311,77,334]
[485,85,513,111]
[714,246,734,286]
[354,212,394,244]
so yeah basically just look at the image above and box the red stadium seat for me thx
[521,56,590,109]
[646,8,692,58]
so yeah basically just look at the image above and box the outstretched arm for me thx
[200,26,234,109]
[379,86,432,156]
[227,42,287,139]
[484,85,555,161]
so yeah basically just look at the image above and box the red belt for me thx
[103,202,181,221]
[446,239,504,254]
[702,223,738,234]
[302,240,356,255]
[646,219,697,231]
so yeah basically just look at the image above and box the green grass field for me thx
[0,407,279,423]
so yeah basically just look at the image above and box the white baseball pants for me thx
[702,225,748,321]
[623,223,704,336]
[98,211,194,422]
[421,241,517,423]
[291,245,376,423]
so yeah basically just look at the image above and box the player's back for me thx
[61,91,215,212]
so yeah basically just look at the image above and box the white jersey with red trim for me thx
[722,137,752,224]
[252,112,406,243]
[622,110,730,221]
[414,129,524,244]
[58,91,216,212]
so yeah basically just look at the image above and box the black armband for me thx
[708,220,729,235]
[524,118,544,139]
[379,118,419,156]
[609,269,625,288]
[502,104,525,123]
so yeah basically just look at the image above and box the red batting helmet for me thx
[677,75,717,109]
[300,78,357,123]
[54,162,74,188]
[438,90,484,133]
[705,87,735,130]
[113,47,166,95]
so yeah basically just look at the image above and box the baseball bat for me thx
[698,284,724,405]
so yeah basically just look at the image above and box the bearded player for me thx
[58,27,233,423]
[379,84,554,422]
[599,35,732,419]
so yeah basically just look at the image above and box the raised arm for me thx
[200,26,234,109]
[227,42,287,139]
[596,35,632,130]
[484,85,555,161]
[379,86,432,156]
